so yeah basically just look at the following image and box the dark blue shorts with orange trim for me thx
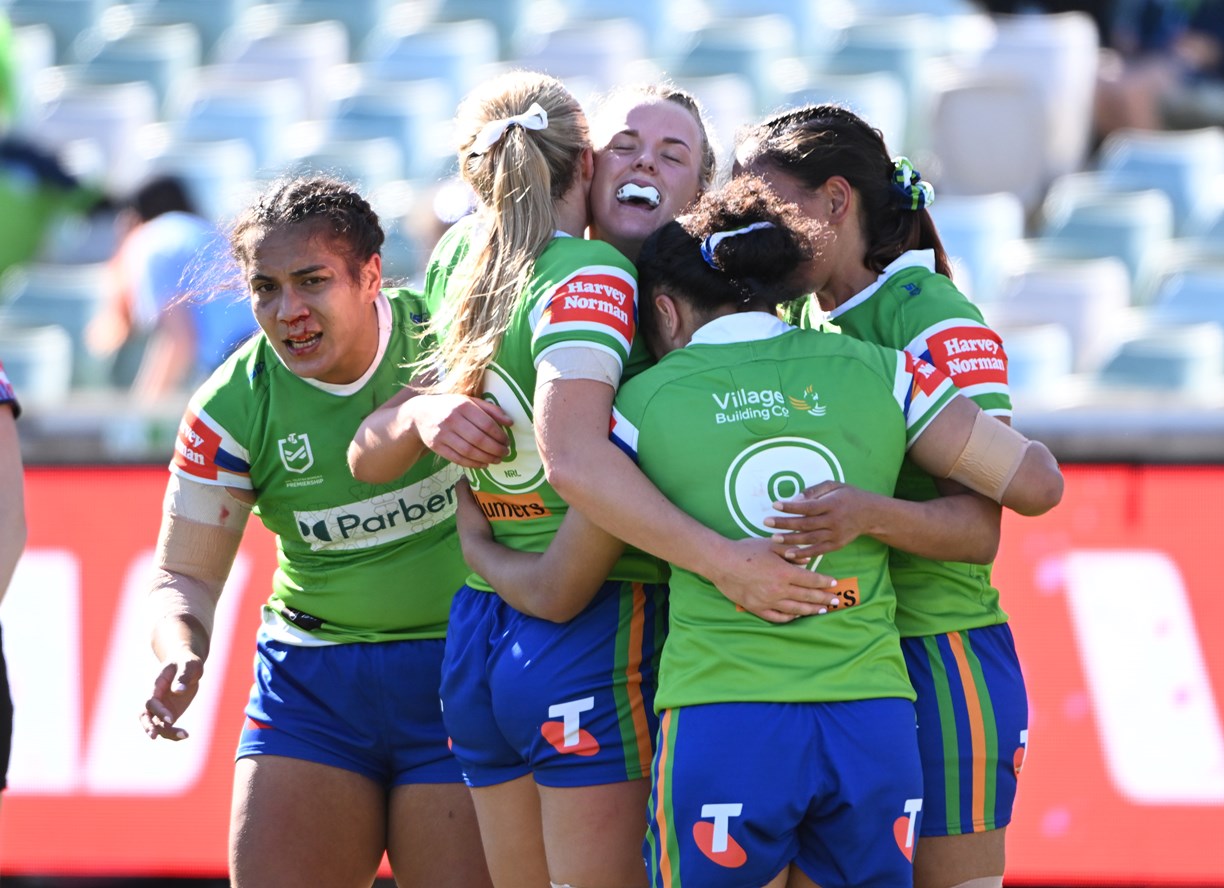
[236,634,463,786]
[440,580,666,789]
[646,699,924,888]
[903,622,1028,837]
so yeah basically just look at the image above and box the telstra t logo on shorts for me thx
[894,798,923,861]
[695,803,747,868]
[541,697,600,756]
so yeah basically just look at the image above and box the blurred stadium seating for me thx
[0,0,1221,459]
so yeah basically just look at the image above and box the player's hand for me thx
[764,481,877,560]
[707,537,840,624]
[410,394,512,468]
[141,652,203,741]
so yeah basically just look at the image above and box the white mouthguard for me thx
[616,183,660,208]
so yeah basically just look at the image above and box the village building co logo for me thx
[278,433,314,473]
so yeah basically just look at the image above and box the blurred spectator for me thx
[0,137,108,277]
[974,0,1112,36]
[1095,0,1224,135]
[86,175,257,400]
[1159,1,1224,127]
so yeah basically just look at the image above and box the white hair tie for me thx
[469,102,550,156]
[700,221,775,268]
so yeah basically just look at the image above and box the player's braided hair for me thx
[635,175,815,355]
[734,103,951,278]
[230,175,384,283]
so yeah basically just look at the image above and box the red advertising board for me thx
[1,464,1222,883]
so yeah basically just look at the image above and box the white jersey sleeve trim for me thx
[610,405,640,460]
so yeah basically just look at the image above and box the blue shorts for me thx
[236,633,463,786]
[440,580,666,789]
[646,699,923,888]
[902,622,1028,837]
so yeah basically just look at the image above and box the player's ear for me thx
[359,252,383,302]
[653,291,681,342]
[823,175,854,223]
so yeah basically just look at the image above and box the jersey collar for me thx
[827,249,936,320]
[297,290,392,396]
[688,311,793,347]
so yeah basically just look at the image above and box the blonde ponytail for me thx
[430,71,589,395]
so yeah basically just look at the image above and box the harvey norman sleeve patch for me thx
[171,406,252,487]
[540,267,637,351]
[920,323,1008,389]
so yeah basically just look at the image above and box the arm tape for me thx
[149,566,224,640]
[945,411,1029,503]
[163,473,252,530]
[150,515,243,638]
[536,346,621,389]
[150,477,251,638]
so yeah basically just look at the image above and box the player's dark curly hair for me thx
[733,103,951,277]
[229,175,384,283]
[635,175,817,354]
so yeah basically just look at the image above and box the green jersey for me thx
[610,313,959,710]
[170,290,468,644]
[426,221,665,590]
[806,251,1013,637]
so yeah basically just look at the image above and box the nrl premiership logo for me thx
[278,432,314,473]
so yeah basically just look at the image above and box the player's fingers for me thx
[799,480,840,499]
[766,499,826,519]
[772,542,827,563]
[433,445,490,469]
[454,419,511,461]
[475,399,515,429]
[783,581,840,610]
[434,431,505,467]
[145,696,178,724]
[152,723,189,741]
[462,408,511,444]
[141,707,188,741]
[764,514,841,539]
[757,600,830,622]
[783,563,839,589]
